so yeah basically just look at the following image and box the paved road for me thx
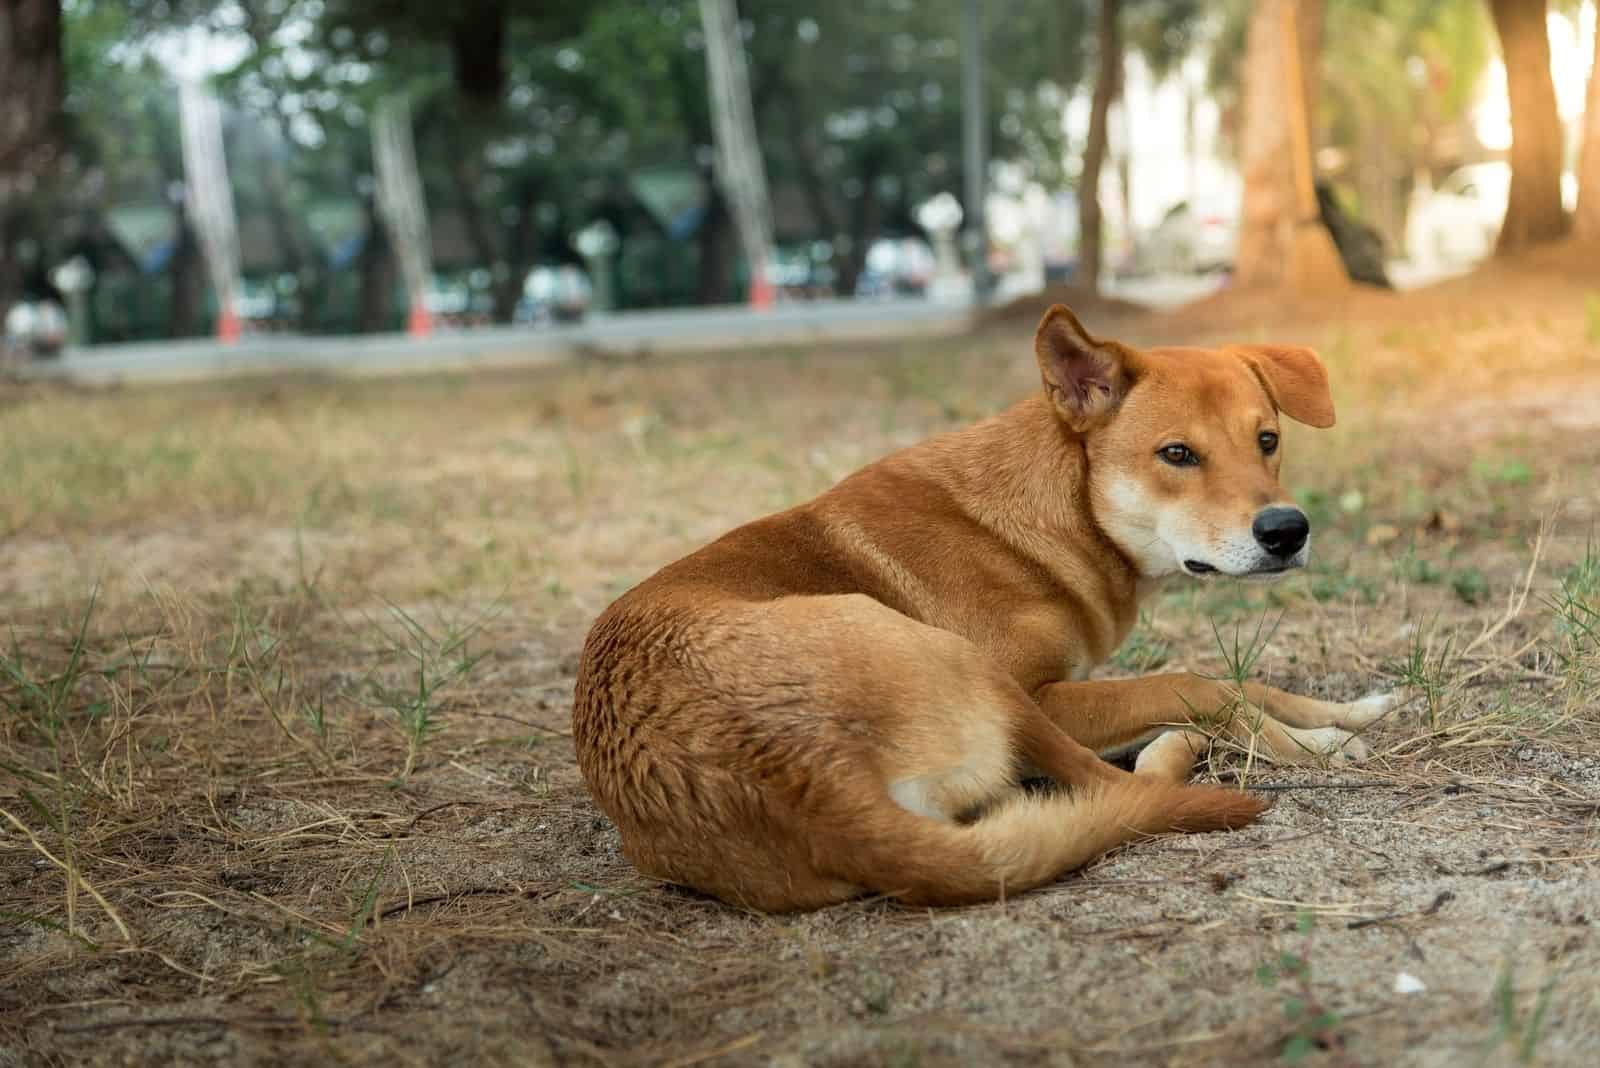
[16,266,1455,386]
[19,296,979,385]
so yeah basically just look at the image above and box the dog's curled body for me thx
[572,305,1374,910]
[570,321,1304,909]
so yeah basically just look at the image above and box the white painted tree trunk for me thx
[373,95,433,332]
[178,83,243,339]
[699,0,775,302]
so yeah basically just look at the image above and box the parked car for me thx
[1135,199,1239,276]
[2,299,68,359]
[764,245,836,301]
[236,276,300,334]
[854,237,935,299]
[423,274,495,329]
[515,264,592,325]
[1406,161,1578,269]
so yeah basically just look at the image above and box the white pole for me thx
[178,83,244,340]
[961,0,991,305]
[699,0,776,307]
[373,95,435,335]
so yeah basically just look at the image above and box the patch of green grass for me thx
[1307,568,1378,605]
[1194,612,1283,783]
[1546,535,1600,688]
[1255,912,1343,1063]
[1292,487,1336,534]
[0,588,137,945]
[1391,544,1444,586]
[1450,568,1489,606]
[1394,620,1453,727]
[362,602,495,780]
[1470,455,1533,486]
[1109,611,1172,673]
[1559,534,1600,602]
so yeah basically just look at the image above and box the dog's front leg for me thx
[1032,675,1389,778]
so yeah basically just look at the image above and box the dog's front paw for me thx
[1338,692,1400,729]
[1283,725,1370,764]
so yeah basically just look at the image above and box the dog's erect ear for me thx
[1238,344,1336,428]
[1034,305,1137,432]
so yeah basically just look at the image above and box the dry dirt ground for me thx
[4,251,1600,1066]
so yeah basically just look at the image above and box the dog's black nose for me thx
[1253,507,1310,558]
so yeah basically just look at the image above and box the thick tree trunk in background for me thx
[1297,0,1322,146]
[696,180,734,305]
[500,174,541,317]
[1078,0,1120,294]
[1236,0,1328,288]
[169,210,203,337]
[1488,0,1568,253]
[0,0,64,315]
[450,0,507,106]
[837,158,883,298]
[1576,11,1600,242]
[1117,101,1133,266]
[357,198,395,333]
[784,97,843,292]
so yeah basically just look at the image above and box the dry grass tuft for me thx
[4,261,1600,1064]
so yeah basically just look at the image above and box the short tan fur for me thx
[573,306,1393,911]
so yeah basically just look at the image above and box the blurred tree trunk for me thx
[1297,0,1322,145]
[838,153,884,298]
[697,178,733,305]
[783,97,842,290]
[449,0,508,106]
[0,0,64,315]
[357,198,395,333]
[440,114,513,322]
[169,209,203,337]
[1488,0,1567,252]
[1577,11,1600,242]
[1078,0,1120,294]
[501,173,542,317]
[1117,101,1133,269]
[1235,0,1331,289]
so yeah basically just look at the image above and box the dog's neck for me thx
[915,394,1143,600]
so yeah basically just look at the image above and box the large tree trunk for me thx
[450,0,508,106]
[1576,8,1600,243]
[0,0,63,316]
[1297,0,1322,146]
[1235,0,1333,289]
[696,179,734,305]
[837,154,884,298]
[169,209,203,338]
[1488,0,1567,253]
[1078,0,1120,294]
[499,173,541,318]
[357,197,395,333]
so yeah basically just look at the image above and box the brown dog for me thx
[573,306,1393,911]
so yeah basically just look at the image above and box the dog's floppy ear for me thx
[1034,304,1138,432]
[1238,344,1336,428]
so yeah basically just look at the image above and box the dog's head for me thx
[1034,304,1335,581]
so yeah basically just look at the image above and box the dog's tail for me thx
[836,778,1267,906]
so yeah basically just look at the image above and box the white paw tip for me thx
[1346,692,1399,726]
[1294,726,1368,762]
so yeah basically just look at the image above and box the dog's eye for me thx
[1158,444,1198,467]
[1258,430,1280,455]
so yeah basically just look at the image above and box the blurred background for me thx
[0,0,1596,359]
[9,7,1600,1057]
